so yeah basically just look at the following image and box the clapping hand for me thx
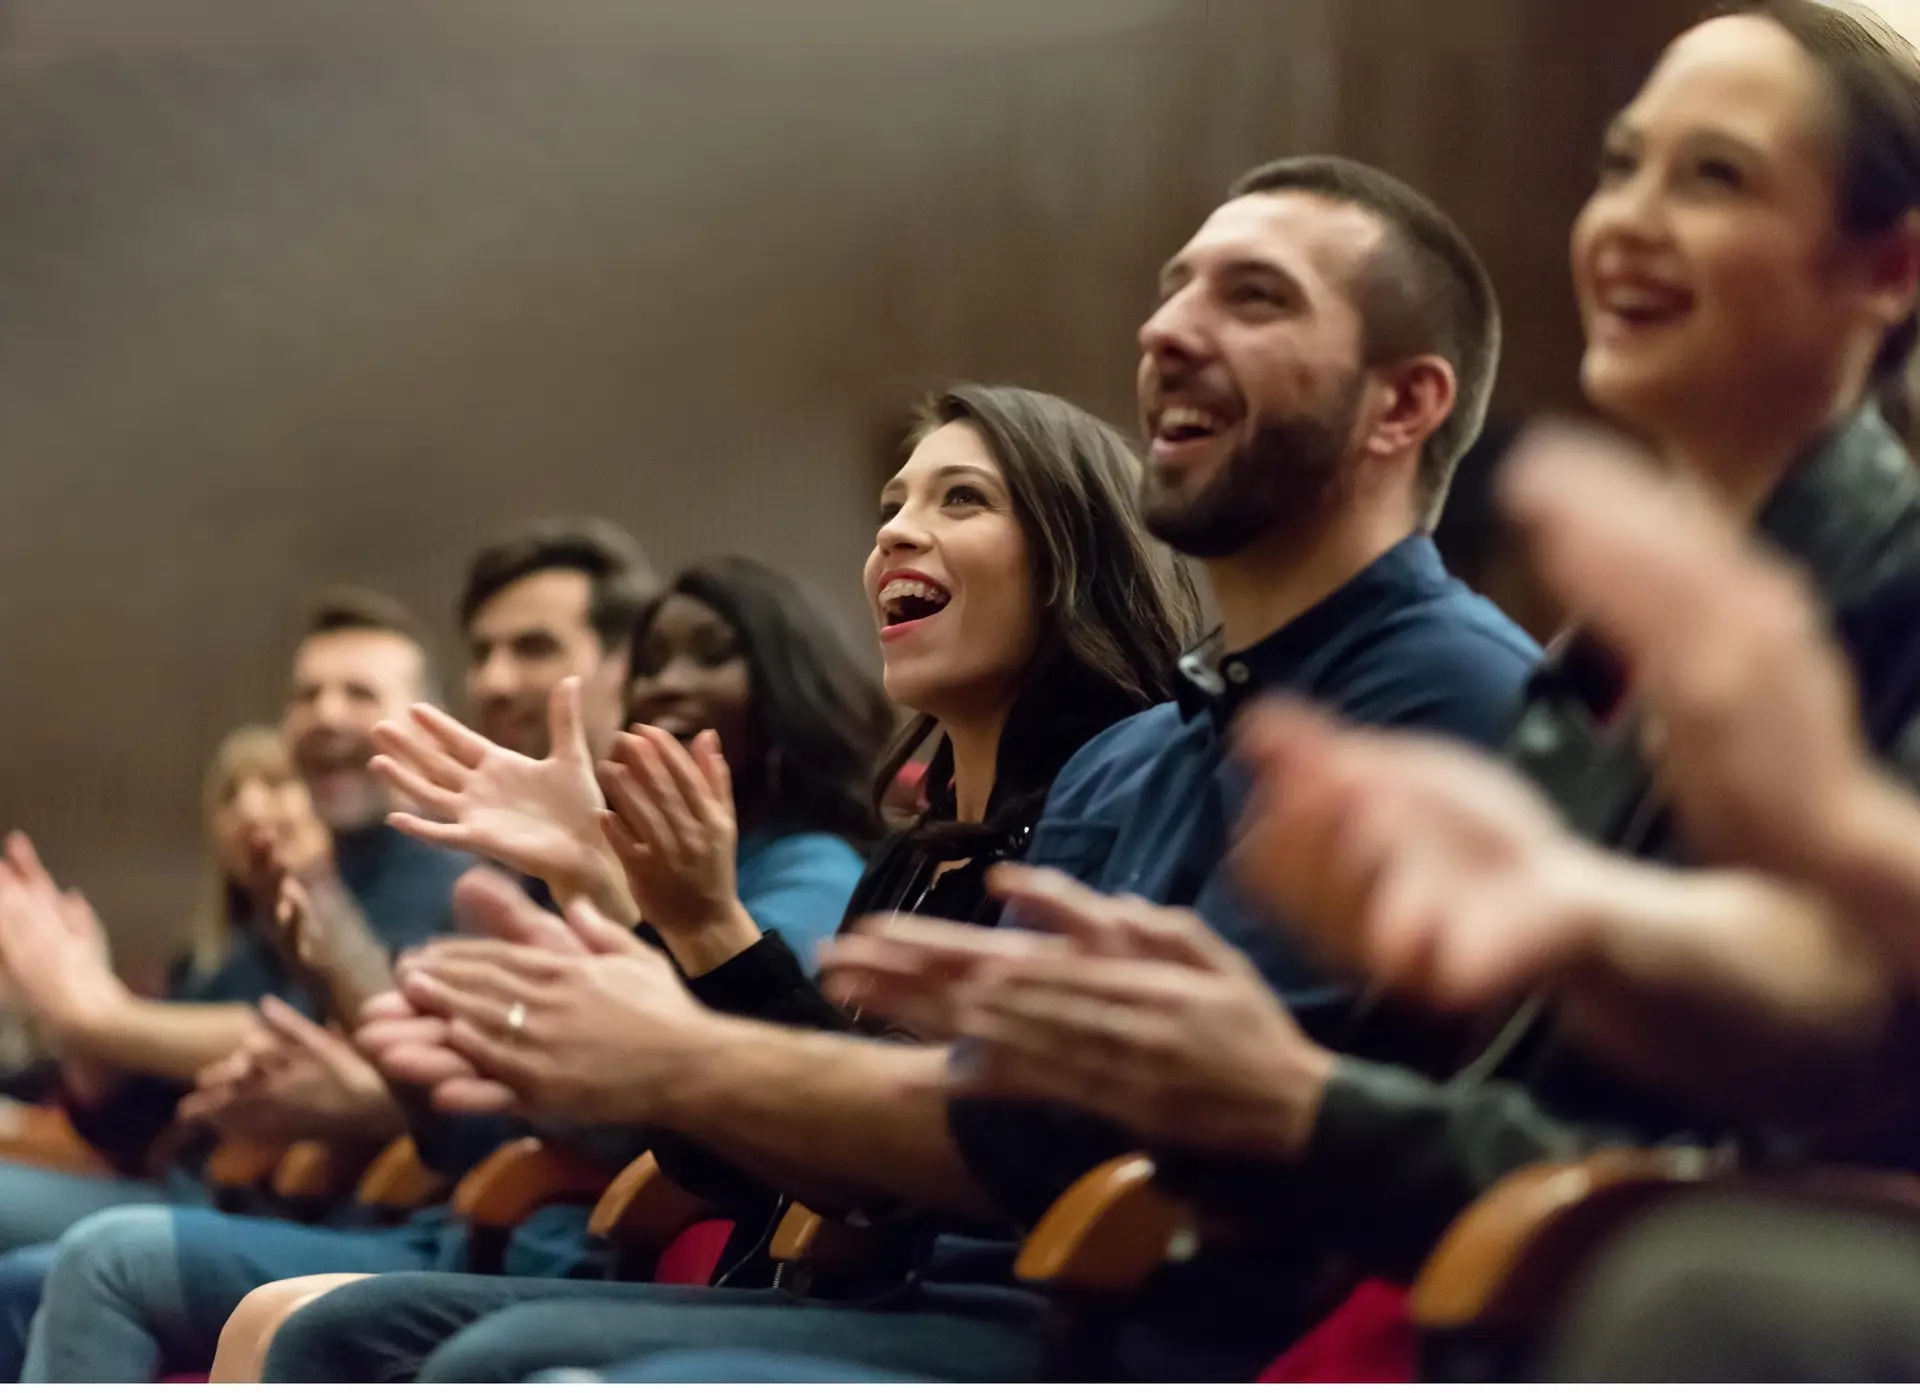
[0,833,127,1038]
[369,678,637,924]
[596,726,758,972]
[360,888,701,1123]
[355,866,641,1112]
[1502,423,1875,883]
[1230,700,1617,1011]
[179,995,399,1141]
[824,865,1335,1158]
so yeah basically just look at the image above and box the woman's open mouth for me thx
[877,575,952,642]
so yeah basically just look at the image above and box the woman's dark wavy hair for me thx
[631,557,895,849]
[1719,0,1920,436]
[874,384,1204,842]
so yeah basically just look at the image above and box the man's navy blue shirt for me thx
[947,534,1540,1227]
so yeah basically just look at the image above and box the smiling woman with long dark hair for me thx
[594,382,1200,983]
[216,384,1200,1386]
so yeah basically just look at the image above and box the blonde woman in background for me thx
[0,729,313,1099]
[183,726,329,980]
[0,727,328,1228]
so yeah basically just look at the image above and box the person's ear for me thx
[1855,210,1920,343]
[1357,355,1456,477]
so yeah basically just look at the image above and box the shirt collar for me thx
[1175,534,1451,721]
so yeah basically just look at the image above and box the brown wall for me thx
[0,0,1686,976]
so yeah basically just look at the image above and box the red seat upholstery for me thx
[1258,1280,1414,1382]
[652,1218,734,1286]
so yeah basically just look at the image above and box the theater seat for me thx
[1409,1146,1722,1342]
[203,1136,292,1210]
[652,1218,734,1286]
[351,1135,447,1213]
[1257,1279,1415,1383]
[1400,1147,1920,1377]
[1014,1153,1197,1294]
[269,1139,389,1220]
[209,1138,605,1381]
[760,1154,1200,1304]
[587,1152,717,1262]
[763,1155,1196,1294]
[0,1101,112,1176]
[768,1202,892,1276]
[453,1137,624,1274]
[1004,1153,1410,1382]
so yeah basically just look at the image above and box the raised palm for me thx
[370,679,633,920]
[0,833,123,1027]
[1234,705,1602,1012]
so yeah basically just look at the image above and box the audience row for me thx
[0,0,1917,1381]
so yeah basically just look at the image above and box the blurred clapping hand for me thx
[821,865,1336,1159]
[369,678,637,925]
[0,832,127,1043]
[178,996,399,1142]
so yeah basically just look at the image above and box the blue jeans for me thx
[0,1157,205,1377]
[0,1159,189,1252]
[0,1244,58,1379]
[263,1272,1050,1383]
[544,1350,930,1382]
[22,1204,445,1380]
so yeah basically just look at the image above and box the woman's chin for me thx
[880,664,938,717]
[1580,352,1688,434]
[882,657,990,724]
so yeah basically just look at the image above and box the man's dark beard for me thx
[1142,376,1362,560]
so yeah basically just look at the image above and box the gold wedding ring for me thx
[505,1001,527,1040]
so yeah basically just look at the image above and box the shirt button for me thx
[1514,708,1561,755]
[1224,661,1250,684]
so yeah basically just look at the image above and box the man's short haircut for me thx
[458,518,657,654]
[298,585,440,701]
[1228,155,1503,527]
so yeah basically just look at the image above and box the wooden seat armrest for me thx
[587,1152,715,1253]
[1410,1147,1721,1334]
[0,1102,112,1176]
[768,1202,893,1275]
[355,1135,447,1210]
[452,1137,622,1230]
[203,1136,291,1193]
[1014,1153,1198,1296]
[768,1155,1200,1290]
[210,1273,374,1382]
[272,1140,384,1203]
